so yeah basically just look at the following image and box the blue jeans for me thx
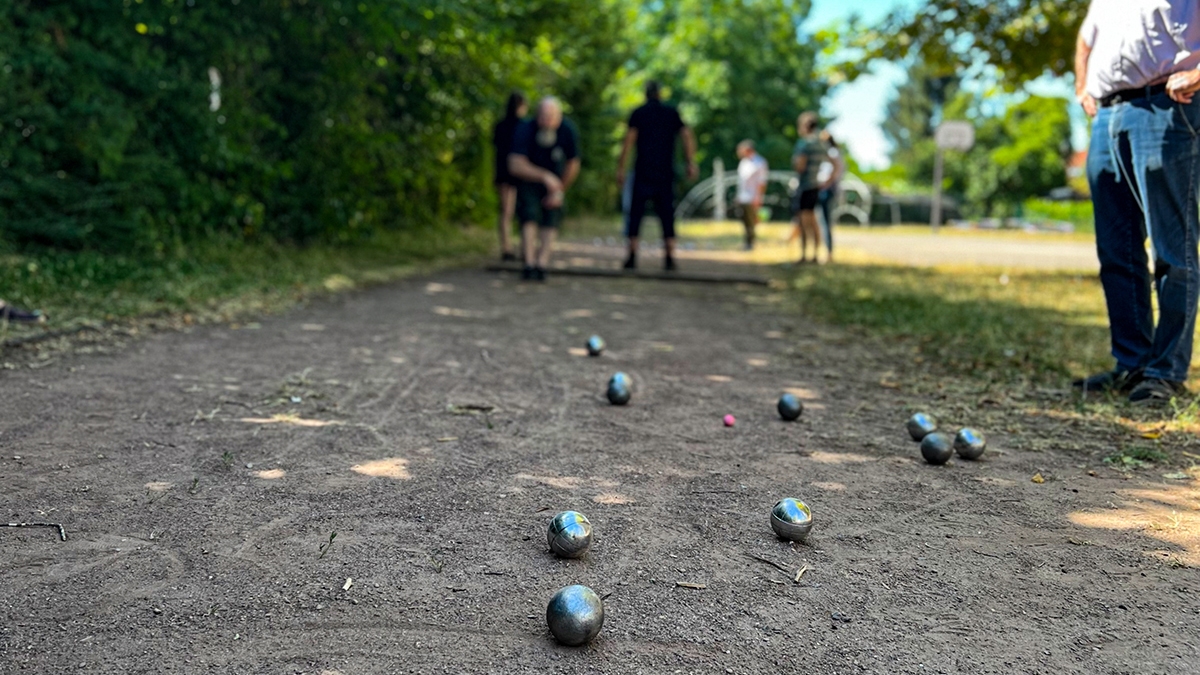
[1088,94,1200,382]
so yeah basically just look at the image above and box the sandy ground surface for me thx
[2,248,1198,674]
[832,229,1098,271]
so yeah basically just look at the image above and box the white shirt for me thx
[736,154,769,205]
[817,147,841,185]
[1082,0,1200,100]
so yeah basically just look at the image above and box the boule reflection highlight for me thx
[906,412,938,441]
[777,393,803,421]
[920,432,954,465]
[546,584,605,646]
[586,335,605,356]
[770,498,814,542]
[954,428,987,460]
[546,510,592,558]
[606,372,631,405]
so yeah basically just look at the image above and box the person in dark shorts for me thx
[815,130,846,263]
[507,97,580,281]
[790,112,831,264]
[615,81,698,271]
[492,92,528,262]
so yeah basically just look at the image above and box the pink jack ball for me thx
[723,414,736,427]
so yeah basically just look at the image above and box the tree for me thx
[614,0,825,179]
[881,60,960,181]
[836,1,1089,87]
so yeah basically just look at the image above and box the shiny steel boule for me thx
[920,432,954,465]
[954,428,987,460]
[546,584,604,646]
[906,413,938,441]
[547,511,592,558]
[770,498,814,542]
[586,335,605,357]
[777,393,804,421]
[606,372,631,405]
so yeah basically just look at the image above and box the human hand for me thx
[1167,69,1200,104]
[686,161,699,181]
[543,189,564,209]
[543,173,564,194]
[1077,93,1097,118]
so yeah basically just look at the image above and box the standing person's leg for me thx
[1124,96,1200,401]
[516,184,542,279]
[498,184,517,260]
[740,204,757,250]
[801,210,821,262]
[1077,106,1153,391]
[625,178,648,270]
[652,181,677,270]
[819,189,834,261]
[534,205,563,279]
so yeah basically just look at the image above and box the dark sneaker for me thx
[533,267,547,282]
[1128,378,1186,406]
[623,253,637,270]
[1072,367,1143,393]
[501,252,518,263]
[0,302,46,324]
[521,265,535,281]
[664,256,677,272]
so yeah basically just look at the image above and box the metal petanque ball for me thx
[954,428,987,460]
[546,584,605,646]
[770,498,814,542]
[606,372,631,405]
[920,432,954,465]
[586,335,605,357]
[547,511,592,558]
[777,393,804,421]
[906,412,938,441]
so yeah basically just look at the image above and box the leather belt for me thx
[1099,83,1169,108]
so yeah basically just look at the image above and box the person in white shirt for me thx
[1074,0,1200,405]
[735,140,769,250]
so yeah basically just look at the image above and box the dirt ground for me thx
[2,248,1198,674]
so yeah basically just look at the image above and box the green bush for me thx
[1023,198,1094,233]
[0,1,592,253]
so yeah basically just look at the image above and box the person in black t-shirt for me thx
[615,81,697,271]
[507,97,581,281]
[492,92,528,262]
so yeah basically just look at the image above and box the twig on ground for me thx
[794,565,809,582]
[3,522,67,541]
[746,553,792,577]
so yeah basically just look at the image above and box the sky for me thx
[804,0,1082,170]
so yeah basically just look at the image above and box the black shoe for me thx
[501,252,518,263]
[1129,378,1186,406]
[664,256,677,272]
[533,267,547,282]
[1072,367,1143,393]
[0,302,46,324]
[521,265,534,281]
[623,253,637,270]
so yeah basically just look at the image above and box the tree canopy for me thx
[834,0,1089,86]
[2,0,824,253]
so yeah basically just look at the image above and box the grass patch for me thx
[1,225,491,342]
[787,263,1117,385]
[1104,445,1170,470]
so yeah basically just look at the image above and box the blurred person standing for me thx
[816,130,846,263]
[735,140,769,251]
[616,81,698,271]
[507,97,580,282]
[492,92,528,262]
[1073,0,1200,404]
[790,112,831,264]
